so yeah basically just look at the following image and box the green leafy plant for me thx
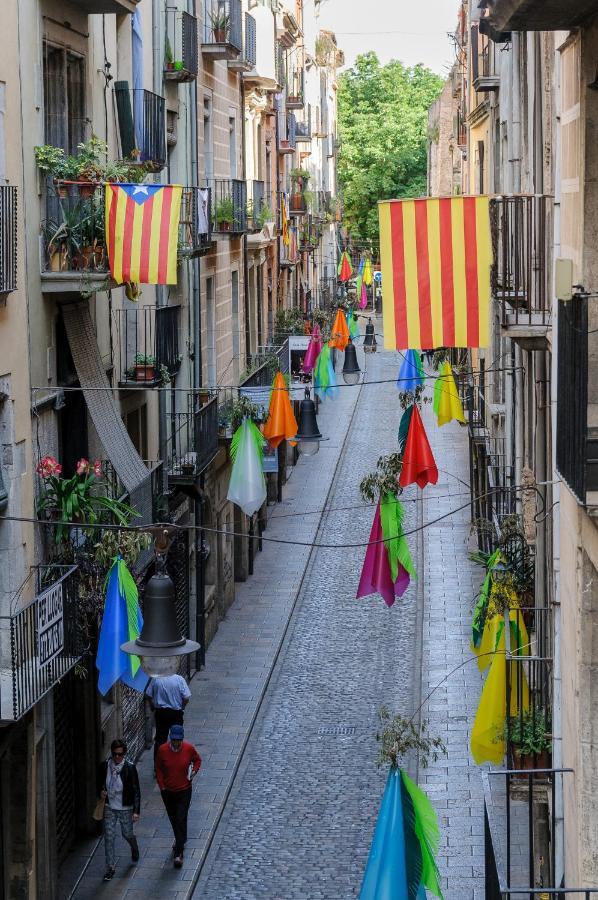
[506,708,551,757]
[359,452,403,503]
[34,145,68,178]
[209,8,230,34]
[229,395,264,431]
[74,136,108,181]
[165,35,174,67]
[258,203,273,227]
[134,353,156,366]
[36,456,137,544]
[290,168,311,182]
[274,308,305,342]
[215,197,235,225]
[376,706,446,770]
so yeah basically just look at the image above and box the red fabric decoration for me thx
[399,405,438,489]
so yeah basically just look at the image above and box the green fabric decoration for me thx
[380,493,416,583]
[117,557,142,677]
[401,769,444,899]
[471,549,501,649]
[398,405,414,454]
[230,417,264,465]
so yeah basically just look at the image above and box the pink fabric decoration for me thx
[356,500,411,608]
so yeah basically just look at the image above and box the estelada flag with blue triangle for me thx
[96,556,149,695]
[359,767,444,899]
[105,183,183,285]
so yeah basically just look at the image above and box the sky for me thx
[310,0,459,75]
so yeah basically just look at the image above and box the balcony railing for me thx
[114,304,181,387]
[0,185,17,294]
[491,195,552,334]
[229,12,256,72]
[167,394,219,483]
[471,22,500,92]
[279,112,296,154]
[0,566,84,722]
[208,178,247,235]
[102,459,163,521]
[41,183,110,283]
[240,339,289,389]
[70,0,139,12]
[286,68,304,109]
[246,180,269,232]
[295,106,312,142]
[114,84,166,172]
[179,187,212,257]
[165,8,199,82]
[556,296,588,504]
[202,0,242,58]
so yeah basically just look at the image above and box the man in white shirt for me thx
[146,673,191,765]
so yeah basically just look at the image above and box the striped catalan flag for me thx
[105,183,183,285]
[379,196,492,350]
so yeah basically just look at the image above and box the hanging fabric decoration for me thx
[313,343,339,401]
[281,194,290,246]
[362,256,373,286]
[301,323,323,374]
[338,250,353,282]
[227,418,267,516]
[433,360,466,426]
[397,350,425,393]
[262,372,298,449]
[398,405,413,454]
[347,310,360,341]
[329,307,351,351]
[96,556,149,695]
[470,549,502,657]
[356,496,415,607]
[399,405,438,489]
[470,611,530,766]
[358,767,444,900]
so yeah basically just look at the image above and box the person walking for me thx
[96,739,141,882]
[146,672,191,763]
[156,725,201,868]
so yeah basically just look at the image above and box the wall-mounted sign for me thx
[37,581,64,667]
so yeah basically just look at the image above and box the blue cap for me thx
[169,725,184,740]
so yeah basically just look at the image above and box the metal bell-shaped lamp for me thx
[293,388,324,457]
[363,318,377,353]
[342,339,361,385]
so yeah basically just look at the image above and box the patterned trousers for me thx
[103,805,134,868]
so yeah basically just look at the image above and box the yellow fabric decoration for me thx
[435,361,466,426]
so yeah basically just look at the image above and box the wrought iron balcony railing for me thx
[295,106,312,141]
[246,180,267,232]
[114,84,166,172]
[286,67,304,109]
[240,339,289,389]
[179,186,212,257]
[113,304,181,387]
[208,178,247,234]
[278,112,296,153]
[0,566,84,722]
[471,21,500,92]
[41,183,109,279]
[491,195,552,332]
[166,394,219,483]
[229,12,256,72]
[165,8,199,82]
[0,185,17,294]
[202,0,242,58]
[556,295,588,504]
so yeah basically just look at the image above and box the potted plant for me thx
[215,197,234,231]
[210,8,230,43]
[507,708,552,771]
[133,353,156,381]
[258,204,273,229]
[73,136,108,197]
[290,168,310,187]
[164,36,175,71]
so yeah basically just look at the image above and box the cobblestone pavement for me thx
[63,332,486,899]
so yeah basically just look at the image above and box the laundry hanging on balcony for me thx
[105,183,183,285]
[379,196,492,349]
[197,188,210,235]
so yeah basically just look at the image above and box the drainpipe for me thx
[241,77,251,364]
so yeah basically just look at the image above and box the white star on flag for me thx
[132,185,149,196]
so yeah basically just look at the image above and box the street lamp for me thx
[121,535,199,677]
[342,339,361,385]
[292,387,326,456]
[363,318,377,353]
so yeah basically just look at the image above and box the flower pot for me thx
[166,62,175,71]
[49,246,68,272]
[93,245,105,268]
[77,182,97,199]
[219,220,231,231]
[290,193,305,212]
[135,364,155,382]
[80,245,95,270]
[53,179,69,200]
[511,747,551,774]
[213,27,227,42]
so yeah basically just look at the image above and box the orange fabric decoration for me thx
[329,308,350,351]
[262,372,298,449]
[399,404,439,489]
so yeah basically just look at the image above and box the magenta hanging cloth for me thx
[359,279,368,309]
[301,324,323,374]
[356,500,411,607]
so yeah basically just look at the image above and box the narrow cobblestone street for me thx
[63,329,486,900]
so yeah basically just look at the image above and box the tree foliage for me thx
[338,52,443,246]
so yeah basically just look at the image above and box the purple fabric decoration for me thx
[356,501,411,607]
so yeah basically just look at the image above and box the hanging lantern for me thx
[363,318,377,353]
[293,388,325,456]
[342,339,361,385]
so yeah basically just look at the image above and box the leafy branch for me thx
[376,706,446,770]
[359,451,403,503]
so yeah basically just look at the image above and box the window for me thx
[43,43,86,152]
[257,265,263,348]
[229,115,237,178]
[206,276,216,386]
[204,96,213,181]
[125,405,148,460]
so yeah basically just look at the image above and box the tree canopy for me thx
[337,52,443,247]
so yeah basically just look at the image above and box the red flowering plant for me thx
[36,455,137,543]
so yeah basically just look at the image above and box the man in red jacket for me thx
[155,724,201,867]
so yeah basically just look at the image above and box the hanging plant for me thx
[375,706,446,770]
[359,451,403,503]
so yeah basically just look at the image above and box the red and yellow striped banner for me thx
[105,183,182,285]
[379,196,492,349]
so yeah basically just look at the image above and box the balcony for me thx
[208,178,247,235]
[0,185,17,295]
[229,12,256,73]
[69,0,139,11]
[556,295,591,506]
[40,183,112,293]
[114,84,166,173]
[178,187,212,257]
[489,0,597,31]
[164,8,199,83]
[285,67,304,109]
[295,106,312,142]
[246,180,272,233]
[298,219,320,252]
[167,395,219,484]
[243,3,277,89]
[0,566,84,722]
[491,195,552,348]
[278,111,296,154]
[471,22,500,92]
[201,0,242,61]
[113,305,181,388]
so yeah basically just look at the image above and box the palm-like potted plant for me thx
[133,353,156,381]
[507,707,552,771]
[210,7,230,42]
[215,197,235,231]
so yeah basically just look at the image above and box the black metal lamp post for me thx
[342,339,361,385]
[363,318,377,353]
[293,387,326,457]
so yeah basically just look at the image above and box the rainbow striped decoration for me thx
[105,183,183,285]
[379,196,492,349]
